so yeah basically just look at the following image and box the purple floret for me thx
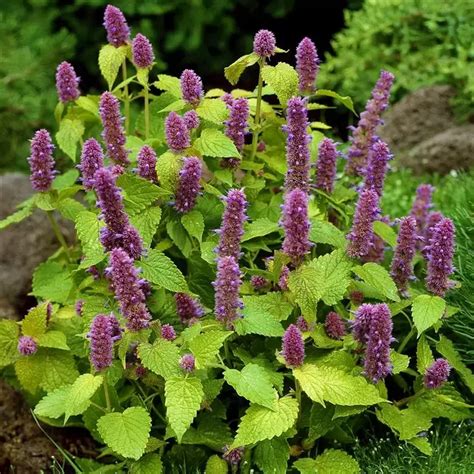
[137,145,157,182]
[161,324,176,341]
[250,275,268,290]
[174,156,202,213]
[28,129,56,192]
[165,112,190,152]
[180,69,203,106]
[78,138,104,190]
[423,358,451,389]
[281,324,305,367]
[183,110,200,130]
[253,30,276,57]
[352,303,374,344]
[132,33,154,69]
[325,312,346,340]
[225,97,249,152]
[223,447,244,466]
[364,138,392,197]
[103,4,130,47]
[18,336,37,356]
[55,61,80,103]
[88,313,122,371]
[315,137,337,194]
[175,293,204,325]
[180,354,195,372]
[296,37,319,94]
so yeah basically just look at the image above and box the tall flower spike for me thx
[28,129,56,192]
[364,138,392,197]
[180,69,203,106]
[18,336,38,356]
[165,112,190,152]
[423,211,443,257]
[362,214,390,264]
[55,61,80,103]
[390,216,417,293]
[281,188,311,263]
[99,92,130,166]
[103,4,130,47]
[425,218,455,296]
[296,37,319,94]
[174,157,202,213]
[410,184,434,236]
[423,359,451,389]
[107,248,151,331]
[216,189,248,260]
[132,33,154,69]
[347,188,380,259]
[345,70,395,176]
[183,110,200,130]
[94,167,143,259]
[283,97,311,193]
[253,29,276,57]
[364,303,393,382]
[315,138,337,194]
[281,324,305,367]
[137,145,157,182]
[213,256,243,328]
[78,138,104,190]
[325,312,346,340]
[88,313,122,371]
[352,303,375,344]
[225,97,250,153]
[175,293,204,325]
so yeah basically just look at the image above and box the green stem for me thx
[394,388,425,408]
[103,378,112,412]
[144,83,150,139]
[46,211,71,262]
[89,401,107,414]
[295,379,302,423]
[249,59,265,161]
[398,326,416,354]
[121,60,130,134]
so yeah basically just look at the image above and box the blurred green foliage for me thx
[320,0,474,120]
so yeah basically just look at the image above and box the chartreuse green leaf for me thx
[376,404,432,440]
[75,211,106,268]
[307,405,336,442]
[130,453,163,474]
[34,386,71,419]
[373,220,397,248]
[205,455,228,474]
[315,89,356,114]
[412,294,446,335]
[196,98,229,124]
[138,339,181,379]
[294,449,360,474]
[181,210,205,243]
[181,413,232,451]
[22,302,49,337]
[242,218,280,242]
[254,438,290,474]
[293,364,384,406]
[98,406,151,460]
[390,351,410,374]
[0,320,20,367]
[261,62,299,105]
[353,262,400,302]
[99,44,127,89]
[165,376,204,442]
[37,331,70,350]
[130,206,162,247]
[153,74,181,96]
[309,219,347,248]
[224,52,260,85]
[436,336,474,392]
[189,330,232,368]
[224,364,277,409]
[231,396,298,448]
[56,119,84,161]
[417,335,434,373]
[156,151,181,192]
[407,437,432,456]
[75,95,100,117]
[141,249,188,292]
[195,129,240,158]
[0,205,34,230]
[32,262,73,304]
[116,174,166,214]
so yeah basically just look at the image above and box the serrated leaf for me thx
[412,295,446,335]
[189,330,232,368]
[56,119,84,161]
[261,62,299,105]
[34,386,71,419]
[294,449,360,474]
[309,219,347,248]
[224,364,277,409]
[254,438,290,474]
[373,220,397,248]
[57,197,86,221]
[130,206,162,247]
[76,95,100,117]
[75,211,106,268]
[32,262,73,304]
[140,249,188,292]
[224,52,260,85]
[196,98,229,124]
[156,151,181,192]
[417,335,434,374]
[165,376,204,442]
[98,407,151,460]
[138,339,181,379]
[99,44,126,89]
[166,220,193,257]
[158,99,186,113]
[232,396,298,448]
[353,262,400,302]
[307,405,336,442]
[22,303,48,337]
[64,374,104,422]
[130,453,163,474]
[181,414,233,451]
[116,174,165,215]
[0,205,33,230]
[181,210,205,243]
[391,350,410,374]
[205,454,228,474]
[0,320,20,368]
[293,364,384,406]
[195,129,240,158]
[315,89,356,114]
[153,74,181,97]
[200,239,218,265]
[38,331,70,350]
[376,404,432,440]
[242,218,280,242]
[407,437,432,455]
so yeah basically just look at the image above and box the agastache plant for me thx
[296,37,319,94]
[165,112,190,152]
[174,157,202,213]
[28,129,56,192]
[136,145,157,183]
[410,184,434,236]
[253,29,276,57]
[55,61,80,103]
[180,69,203,106]
[281,324,305,367]
[223,97,249,168]
[424,359,451,389]
[78,138,104,190]
[88,313,122,371]
[364,138,392,196]
[315,137,337,194]
[132,34,154,69]
[103,4,130,47]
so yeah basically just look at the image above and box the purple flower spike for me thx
[352,304,374,344]
[223,447,244,466]
[296,316,310,332]
[137,145,157,182]
[423,358,451,389]
[88,313,122,371]
[284,97,311,193]
[296,37,319,94]
[94,167,143,259]
[79,138,104,190]
[103,5,130,47]
[279,265,290,291]
[345,70,395,176]
[107,248,151,331]
[216,189,248,260]
[165,112,190,152]
[75,300,84,317]
[183,110,200,130]
[180,69,203,106]
[175,293,204,325]
[250,275,268,290]
[281,188,311,263]
[55,61,80,103]
[161,324,176,341]
[225,97,250,152]
[410,184,434,237]
[132,33,154,69]
[362,214,390,264]
[180,354,195,373]
[253,29,276,58]
[347,188,380,259]
[364,303,393,382]
[281,324,305,367]
[315,138,337,194]
[28,129,56,192]
[390,216,417,293]
[99,91,130,166]
[174,157,202,213]
[364,138,392,197]
[423,211,444,257]
[425,218,455,296]
[18,336,37,356]
[325,312,346,340]
[213,256,243,327]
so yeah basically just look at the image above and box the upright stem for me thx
[398,326,416,354]
[249,59,265,161]
[46,211,71,262]
[121,60,130,134]
[144,85,150,139]
[295,379,302,424]
[103,378,112,412]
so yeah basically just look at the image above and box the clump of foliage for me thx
[319,0,474,120]
[1,6,473,472]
